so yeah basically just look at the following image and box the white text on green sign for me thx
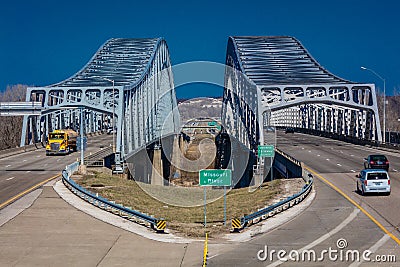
[258,145,275,157]
[199,169,232,186]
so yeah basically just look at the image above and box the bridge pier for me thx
[151,145,164,186]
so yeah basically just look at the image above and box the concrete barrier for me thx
[0,142,45,159]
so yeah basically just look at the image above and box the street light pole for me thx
[361,66,386,143]
[111,79,115,154]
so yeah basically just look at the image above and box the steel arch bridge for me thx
[222,36,382,157]
[20,38,180,172]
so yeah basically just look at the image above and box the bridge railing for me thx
[232,177,313,231]
[61,162,166,232]
[0,101,43,115]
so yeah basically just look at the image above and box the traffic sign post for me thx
[258,145,274,157]
[258,145,275,181]
[199,169,232,227]
[77,137,87,151]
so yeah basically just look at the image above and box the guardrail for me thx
[61,162,167,232]
[231,177,313,231]
[0,101,43,115]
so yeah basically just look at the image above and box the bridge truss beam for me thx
[222,36,382,158]
[19,38,180,172]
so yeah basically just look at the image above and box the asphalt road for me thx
[277,131,400,239]
[209,131,400,266]
[0,134,113,205]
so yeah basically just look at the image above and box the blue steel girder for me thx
[222,36,382,155]
[20,38,180,171]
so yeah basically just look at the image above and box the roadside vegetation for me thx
[74,170,303,237]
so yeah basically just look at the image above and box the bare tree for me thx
[0,85,27,150]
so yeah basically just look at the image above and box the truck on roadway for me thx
[46,129,78,156]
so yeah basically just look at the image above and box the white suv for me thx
[357,169,391,196]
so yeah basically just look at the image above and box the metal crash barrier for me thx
[62,162,167,233]
[231,177,313,232]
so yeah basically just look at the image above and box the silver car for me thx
[356,169,391,196]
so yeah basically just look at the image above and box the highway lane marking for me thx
[326,158,330,161]
[348,234,391,267]
[267,209,360,267]
[317,154,320,157]
[23,159,27,162]
[0,174,60,210]
[337,163,342,166]
[5,165,11,168]
[26,171,31,173]
[351,170,356,173]
[6,177,15,181]
[305,165,400,246]
[208,254,219,260]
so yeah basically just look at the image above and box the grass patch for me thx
[75,171,285,238]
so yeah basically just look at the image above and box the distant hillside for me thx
[177,97,222,124]
[380,95,400,132]
[0,85,27,149]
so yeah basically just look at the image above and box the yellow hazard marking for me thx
[305,165,400,246]
[156,220,166,230]
[0,174,60,209]
[232,218,241,228]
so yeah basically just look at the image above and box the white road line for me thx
[350,155,354,157]
[348,234,391,267]
[351,170,356,173]
[26,171,31,173]
[308,150,311,153]
[208,254,219,260]
[267,209,360,267]
[326,158,330,161]
[57,159,61,162]
[5,165,11,168]
[317,154,320,157]
[6,177,15,181]
[393,169,398,172]
[36,155,41,158]
[337,163,342,166]
[23,159,27,162]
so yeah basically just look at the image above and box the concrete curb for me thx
[0,189,43,227]
[54,180,195,244]
[0,143,45,159]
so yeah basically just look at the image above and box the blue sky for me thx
[0,0,399,99]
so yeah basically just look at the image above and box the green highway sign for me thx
[258,145,275,157]
[199,169,232,186]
